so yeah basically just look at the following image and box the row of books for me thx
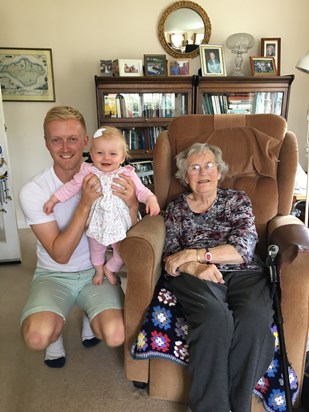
[103,93,188,119]
[202,92,283,116]
[122,127,165,150]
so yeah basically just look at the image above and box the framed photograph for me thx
[199,45,226,77]
[0,47,55,102]
[144,54,167,76]
[250,57,277,76]
[167,59,191,76]
[100,60,113,76]
[113,59,143,77]
[261,38,281,75]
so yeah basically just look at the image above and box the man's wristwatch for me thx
[204,248,212,264]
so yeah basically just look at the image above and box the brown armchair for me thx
[120,114,309,410]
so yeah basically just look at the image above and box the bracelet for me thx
[196,249,201,263]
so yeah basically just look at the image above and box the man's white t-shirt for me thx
[19,167,92,272]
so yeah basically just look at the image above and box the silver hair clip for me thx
[93,128,106,139]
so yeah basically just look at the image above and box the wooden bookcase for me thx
[95,75,194,160]
[95,75,294,160]
[95,74,294,191]
[195,75,294,120]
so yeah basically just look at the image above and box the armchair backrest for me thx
[153,114,298,258]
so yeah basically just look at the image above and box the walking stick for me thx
[267,245,293,412]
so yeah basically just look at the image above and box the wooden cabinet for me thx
[95,74,294,162]
[195,75,294,120]
[95,76,194,160]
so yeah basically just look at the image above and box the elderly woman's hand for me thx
[164,249,196,276]
[195,263,225,284]
[167,260,225,284]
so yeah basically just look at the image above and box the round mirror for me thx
[158,1,211,59]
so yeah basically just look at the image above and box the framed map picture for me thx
[0,48,55,102]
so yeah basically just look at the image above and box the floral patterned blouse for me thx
[163,187,264,271]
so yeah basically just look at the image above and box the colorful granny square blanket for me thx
[131,275,299,412]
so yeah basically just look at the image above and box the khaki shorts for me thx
[21,268,124,324]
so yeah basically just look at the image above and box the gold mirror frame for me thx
[158,1,212,59]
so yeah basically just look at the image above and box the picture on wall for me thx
[167,59,191,76]
[144,54,167,76]
[250,57,277,76]
[199,45,226,76]
[0,47,55,102]
[261,38,281,75]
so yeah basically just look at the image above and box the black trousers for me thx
[167,270,275,412]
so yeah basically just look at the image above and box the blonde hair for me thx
[43,105,87,135]
[92,126,130,160]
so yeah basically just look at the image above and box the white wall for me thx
[1,0,308,227]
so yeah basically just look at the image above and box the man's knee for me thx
[105,328,125,347]
[91,313,124,347]
[21,313,63,351]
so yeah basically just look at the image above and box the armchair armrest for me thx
[120,214,165,383]
[268,215,309,265]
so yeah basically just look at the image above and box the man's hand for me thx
[112,173,139,224]
[80,173,102,209]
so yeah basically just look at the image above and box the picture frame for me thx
[0,47,55,102]
[167,59,191,76]
[112,59,143,77]
[199,45,226,76]
[144,54,167,76]
[250,57,277,76]
[261,38,281,75]
[100,60,113,76]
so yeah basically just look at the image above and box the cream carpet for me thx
[0,229,186,412]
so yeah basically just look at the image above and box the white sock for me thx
[44,335,66,360]
[81,313,95,341]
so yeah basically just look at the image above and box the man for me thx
[19,106,138,367]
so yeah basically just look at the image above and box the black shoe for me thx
[44,356,66,368]
[82,337,101,348]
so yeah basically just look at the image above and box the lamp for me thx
[296,50,309,226]
[226,33,255,76]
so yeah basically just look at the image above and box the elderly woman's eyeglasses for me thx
[187,162,218,175]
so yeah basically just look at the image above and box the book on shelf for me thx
[103,93,188,119]
[122,126,165,150]
[115,94,127,118]
[103,94,117,117]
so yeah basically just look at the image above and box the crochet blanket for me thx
[131,276,299,412]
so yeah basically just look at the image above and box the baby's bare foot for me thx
[93,272,104,285]
[103,265,121,286]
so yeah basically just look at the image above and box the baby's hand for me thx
[146,196,160,216]
[43,200,54,215]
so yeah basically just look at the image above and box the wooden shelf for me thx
[94,74,294,163]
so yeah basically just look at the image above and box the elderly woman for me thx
[163,143,275,412]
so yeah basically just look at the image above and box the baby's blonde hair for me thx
[92,126,130,160]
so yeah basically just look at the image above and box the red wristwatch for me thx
[205,249,212,264]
